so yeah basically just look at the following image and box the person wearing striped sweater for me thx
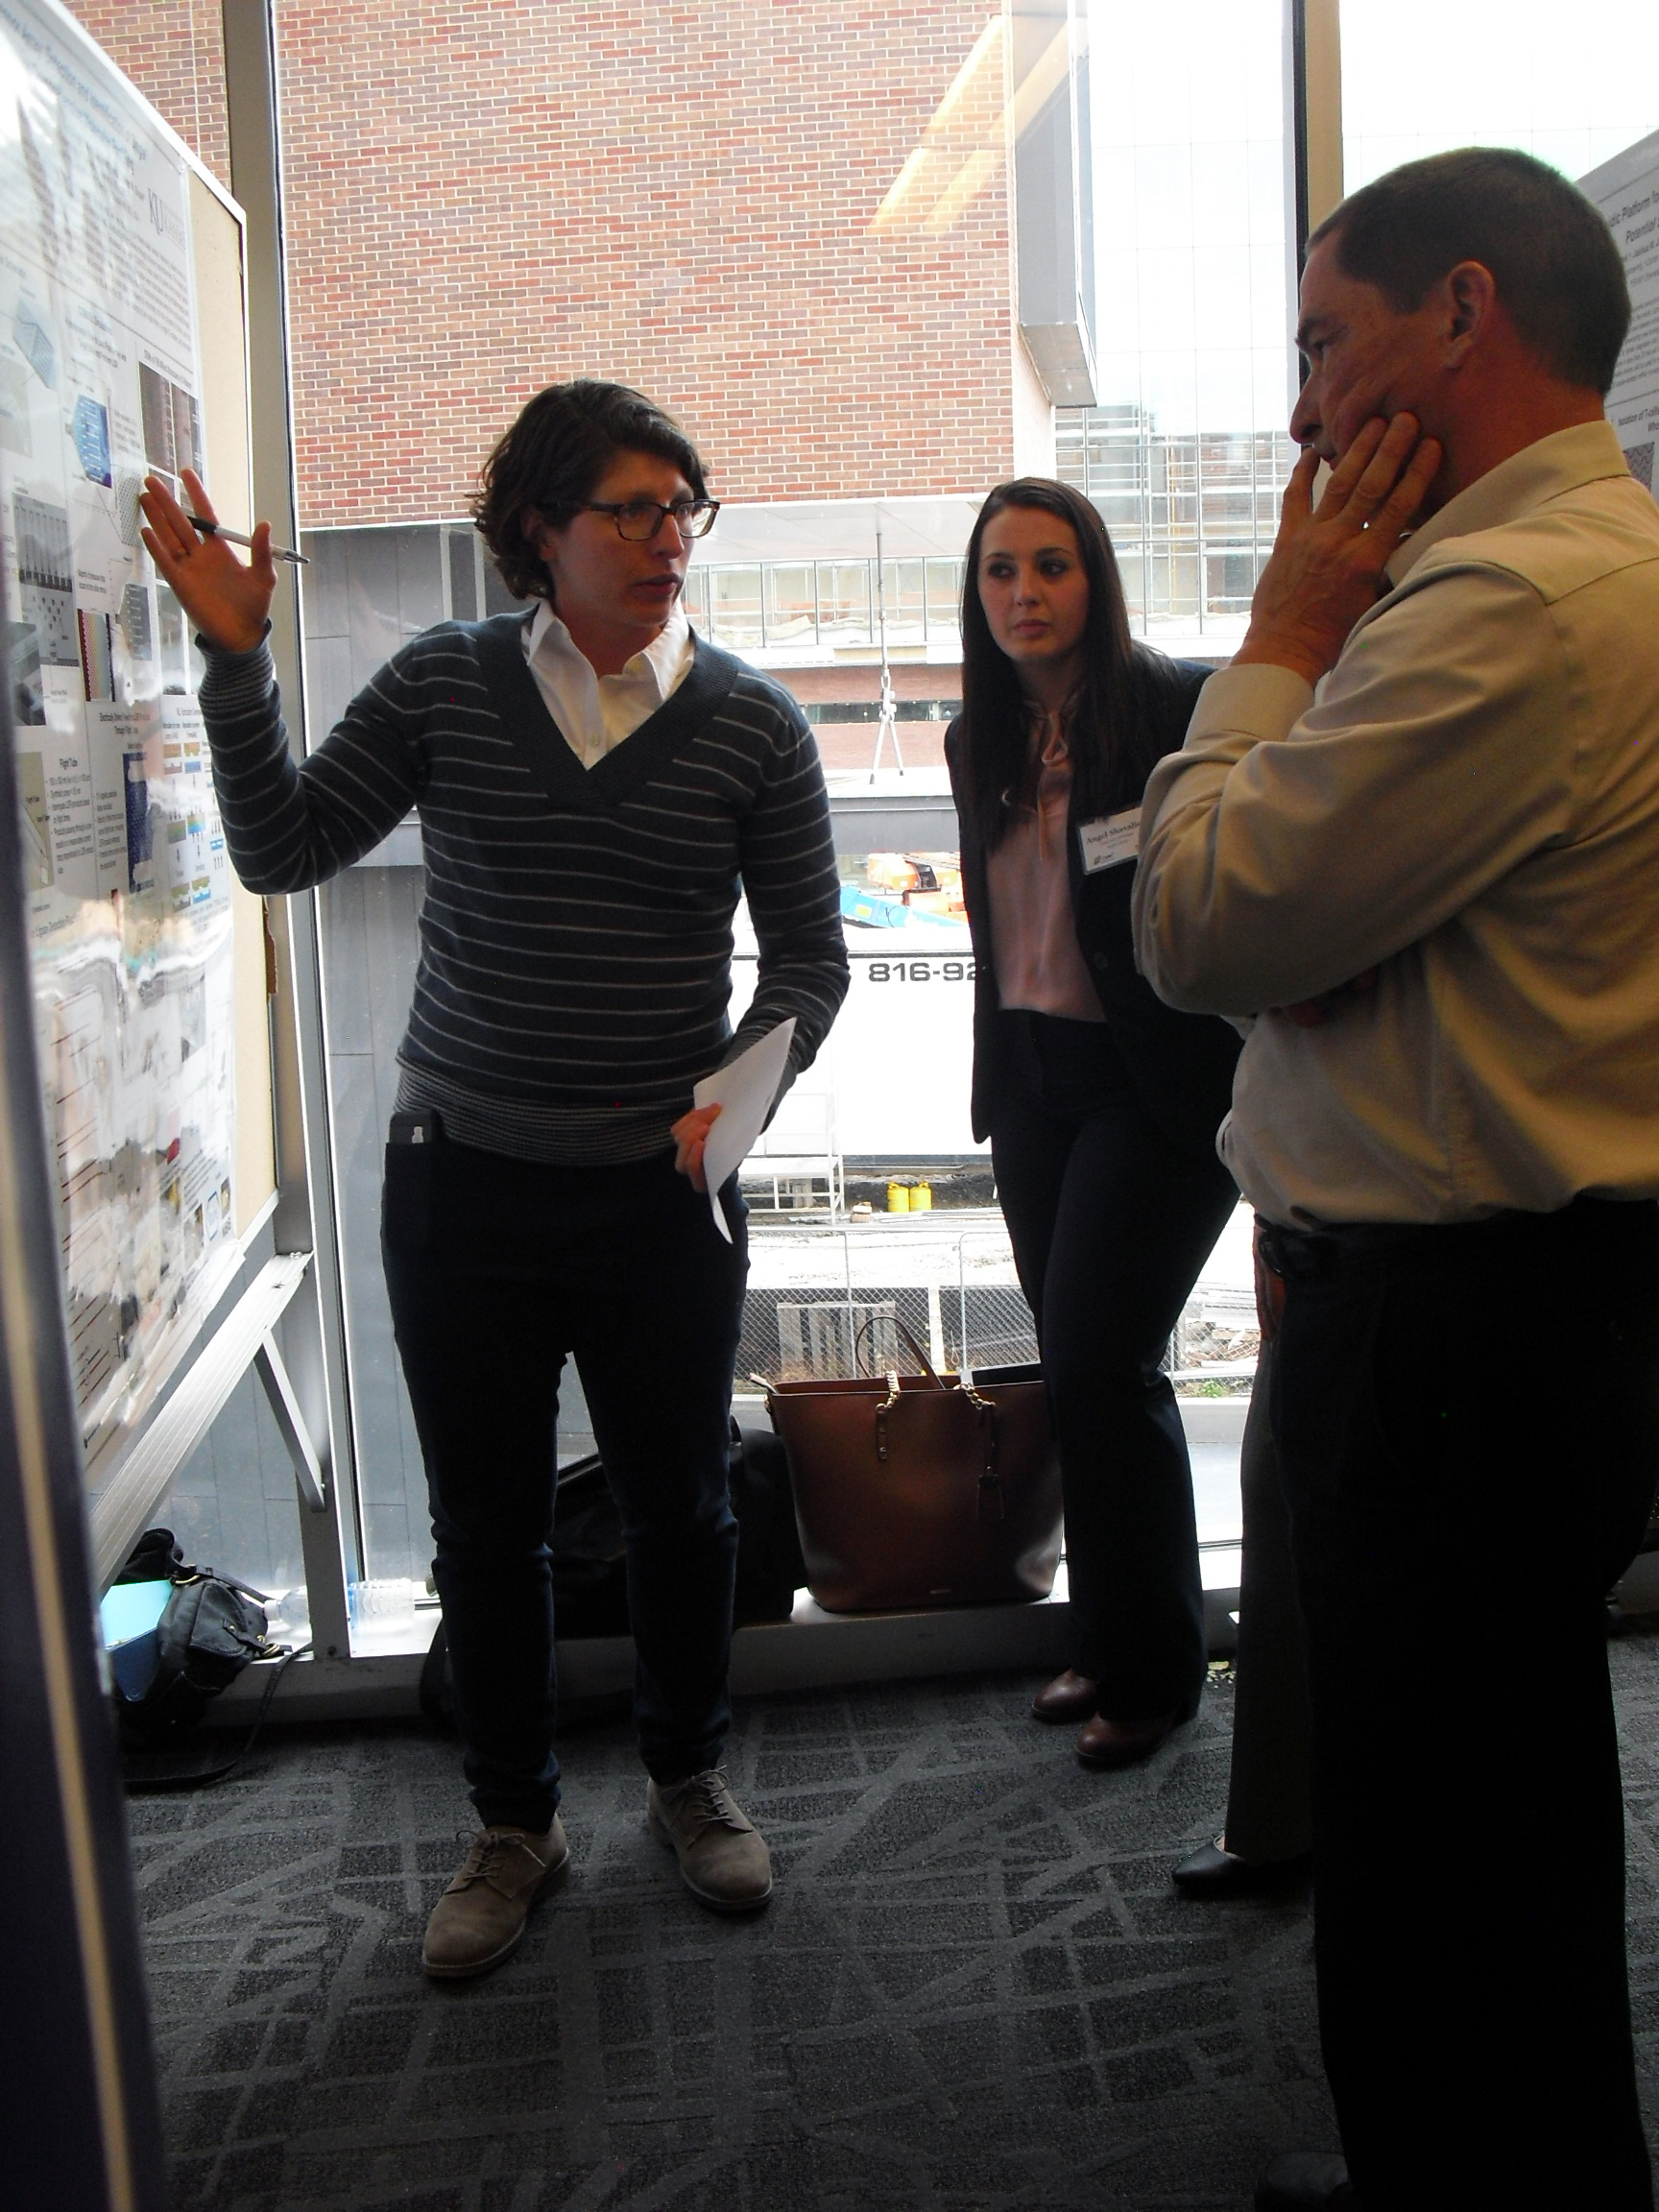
[141,381,848,1978]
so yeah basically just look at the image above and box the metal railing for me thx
[739,1214,1257,1391]
[1056,405,1299,637]
[682,556,967,656]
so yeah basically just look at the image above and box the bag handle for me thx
[854,1313,946,1386]
[871,1379,1005,1520]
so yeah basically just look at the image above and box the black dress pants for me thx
[1265,1196,1659,2212]
[989,1013,1238,1719]
[381,1127,748,1831]
[1222,1339,1313,1863]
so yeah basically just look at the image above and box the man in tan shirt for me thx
[1136,150,1659,2212]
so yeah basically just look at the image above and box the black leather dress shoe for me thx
[1255,2151,1358,2209]
[1172,1840,1313,1898]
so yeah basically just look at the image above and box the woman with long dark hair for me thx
[946,479,1242,1766]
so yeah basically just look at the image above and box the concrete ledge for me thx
[208,1649,427,1723]
[563,1590,1074,1700]
[207,1569,1245,1723]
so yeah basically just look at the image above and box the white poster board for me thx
[1581,129,1659,494]
[0,0,242,1468]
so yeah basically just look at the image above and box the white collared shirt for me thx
[1134,420,1659,1227]
[523,596,694,768]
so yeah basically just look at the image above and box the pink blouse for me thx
[986,710,1105,1023]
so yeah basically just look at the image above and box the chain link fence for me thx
[738,1215,1258,1391]
[741,1280,1042,1383]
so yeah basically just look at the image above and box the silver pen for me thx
[186,514,309,566]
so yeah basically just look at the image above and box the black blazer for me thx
[946,647,1242,1160]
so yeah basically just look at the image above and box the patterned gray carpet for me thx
[131,1636,1659,2212]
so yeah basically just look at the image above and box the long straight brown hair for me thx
[957,479,1137,850]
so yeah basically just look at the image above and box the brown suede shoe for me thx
[1075,1708,1181,1768]
[1030,1669,1098,1722]
[422,1817,569,1980]
[648,1769,773,1911]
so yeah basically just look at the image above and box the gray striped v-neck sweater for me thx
[198,615,850,1164]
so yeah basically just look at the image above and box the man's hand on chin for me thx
[1234,414,1442,687]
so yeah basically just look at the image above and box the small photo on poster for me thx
[77,608,115,702]
[114,472,144,547]
[170,383,201,478]
[12,297,55,389]
[12,491,77,667]
[10,619,45,725]
[73,395,112,486]
[118,582,152,663]
[139,363,201,480]
[139,360,174,473]
[155,583,203,695]
[16,751,53,887]
[123,741,156,897]
[0,357,32,457]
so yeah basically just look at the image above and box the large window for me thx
[274,0,1294,1623]
[98,2,1619,1640]
[683,556,963,655]
[1339,0,1659,194]
[1063,0,1297,649]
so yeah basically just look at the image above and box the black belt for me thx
[1257,1193,1657,1282]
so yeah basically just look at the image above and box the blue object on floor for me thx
[101,1578,172,1699]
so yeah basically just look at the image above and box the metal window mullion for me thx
[221,0,356,1668]
[1287,0,1344,262]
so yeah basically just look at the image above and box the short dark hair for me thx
[472,379,707,603]
[1310,147,1630,395]
[957,477,1137,846]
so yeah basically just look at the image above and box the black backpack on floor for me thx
[109,1527,304,1789]
[728,1421,807,1626]
[546,1419,805,1635]
[420,1422,805,1727]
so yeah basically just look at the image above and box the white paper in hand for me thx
[692,1018,797,1240]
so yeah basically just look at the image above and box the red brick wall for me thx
[788,663,962,706]
[813,724,949,774]
[65,1,1018,529]
[66,1,231,191]
[273,1,1016,525]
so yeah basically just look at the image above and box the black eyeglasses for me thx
[582,497,720,542]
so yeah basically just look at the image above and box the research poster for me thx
[1582,130,1659,495]
[0,0,238,1462]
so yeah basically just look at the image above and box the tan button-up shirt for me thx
[1133,420,1659,1227]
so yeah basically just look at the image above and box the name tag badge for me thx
[1078,806,1142,875]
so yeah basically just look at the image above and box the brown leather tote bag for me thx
[755,1330,1062,1613]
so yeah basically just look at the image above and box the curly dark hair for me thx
[956,478,1137,849]
[472,379,708,603]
